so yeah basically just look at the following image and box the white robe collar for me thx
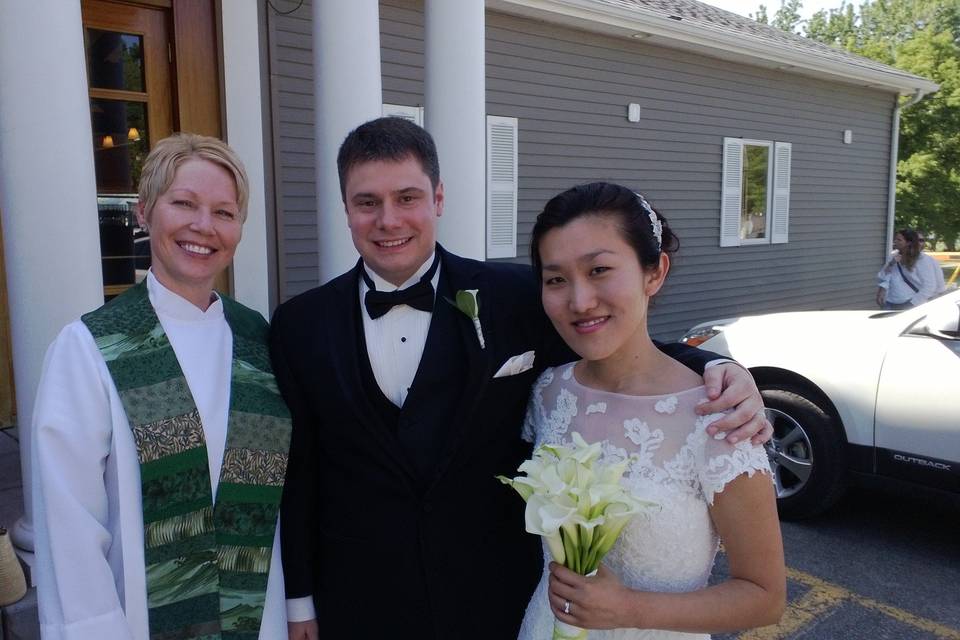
[146,270,224,323]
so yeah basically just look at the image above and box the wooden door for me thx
[81,0,228,299]
[83,0,174,300]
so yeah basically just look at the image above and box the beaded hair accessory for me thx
[633,192,662,250]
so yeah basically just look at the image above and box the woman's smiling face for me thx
[138,157,242,308]
[538,214,667,363]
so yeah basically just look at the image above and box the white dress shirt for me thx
[360,252,440,407]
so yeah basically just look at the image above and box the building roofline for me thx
[488,0,940,95]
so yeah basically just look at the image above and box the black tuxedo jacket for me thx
[270,246,717,639]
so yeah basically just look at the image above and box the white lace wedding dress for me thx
[517,363,771,640]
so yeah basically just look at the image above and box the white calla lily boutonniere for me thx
[448,289,485,349]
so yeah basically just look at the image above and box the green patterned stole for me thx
[82,281,291,640]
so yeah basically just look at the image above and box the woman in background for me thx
[877,228,941,309]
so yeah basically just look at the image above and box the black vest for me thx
[356,272,468,489]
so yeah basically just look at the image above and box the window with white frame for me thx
[486,115,518,259]
[382,103,423,125]
[720,137,791,247]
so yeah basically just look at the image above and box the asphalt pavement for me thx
[713,487,960,639]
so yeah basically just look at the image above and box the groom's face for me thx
[344,155,444,287]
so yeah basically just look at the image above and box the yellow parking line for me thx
[737,568,960,640]
[737,574,845,640]
[787,569,960,639]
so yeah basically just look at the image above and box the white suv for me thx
[681,290,960,519]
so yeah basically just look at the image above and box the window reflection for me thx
[740,144,770,240]
[98,197,150,300]
[85,29,145,92]
[85,28,153,300]
[90,100,150,300]
[91,99,148,194]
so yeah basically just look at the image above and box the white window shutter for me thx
[486,115,518,259]
[771,141,791,244]
[382,103,423,126]
[720,138,743,247]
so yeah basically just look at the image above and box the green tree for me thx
[753,0,805,31]
[752,4,770,23]
[805,3,859,50]
[773,0,804,31]
[758,0,960,249]
[894,17,960,249]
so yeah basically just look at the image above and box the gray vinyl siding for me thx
[269,0,896,340]
[266,4,319,298]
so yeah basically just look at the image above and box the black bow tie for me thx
[362,255,439,319]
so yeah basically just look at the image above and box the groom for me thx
[270,117,769,640]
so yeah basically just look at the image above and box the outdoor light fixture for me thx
[627,103,641,122]
[843,129,853,144]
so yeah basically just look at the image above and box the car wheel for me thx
[760,388,846,520]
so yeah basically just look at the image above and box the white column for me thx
[0,0,103,551]
[425,0,486,260]
[222,1,271,319]
[314,0,382,282]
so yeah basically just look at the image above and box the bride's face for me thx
[538,214,668,363]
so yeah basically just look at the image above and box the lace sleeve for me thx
[521,368,555,443]
[696,413,772,505]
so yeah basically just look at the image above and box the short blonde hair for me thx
[138,133,249,222]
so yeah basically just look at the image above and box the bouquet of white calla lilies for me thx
[497,432,657,640]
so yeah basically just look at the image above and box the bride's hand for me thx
[547,562,638,630]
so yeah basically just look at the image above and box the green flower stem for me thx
[581,543,595,575]
[553,620,588,640]
[582,543,596,575]
[580,524,594,554]
[562,531,579,574]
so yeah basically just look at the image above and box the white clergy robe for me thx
[32,272,286,640]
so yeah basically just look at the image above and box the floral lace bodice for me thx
[517,363,771,640]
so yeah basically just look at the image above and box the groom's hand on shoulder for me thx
[288,619,319,640]
[696,363,771,446]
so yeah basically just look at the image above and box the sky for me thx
[701,0,843,22]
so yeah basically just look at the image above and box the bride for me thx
[517,183,785,639]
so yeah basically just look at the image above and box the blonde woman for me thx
[33,134,290,639]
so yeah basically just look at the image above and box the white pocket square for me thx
[493,350,536,378]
